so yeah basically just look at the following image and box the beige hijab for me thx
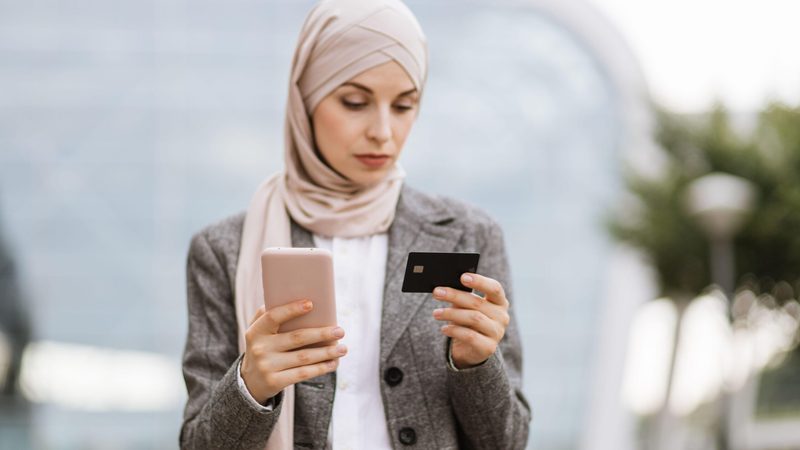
[233,0,428,448]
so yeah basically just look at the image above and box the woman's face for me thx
[311,60,420,187]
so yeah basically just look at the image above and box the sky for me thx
[586,0,800,113]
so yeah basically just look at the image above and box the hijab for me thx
[233,1,428,447]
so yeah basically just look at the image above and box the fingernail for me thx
[327,360,337,368]
[336,344,347,354]
[332,327,344,338]
[433,308,444,318]
[434,287,446,297]
[302,301,313,311]
[462,274,473,283]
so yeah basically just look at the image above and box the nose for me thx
[366,107,392,144]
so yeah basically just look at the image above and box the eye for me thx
[341,99,367,110]
[393,104,415,113]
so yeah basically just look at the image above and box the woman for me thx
[180,0,530,449]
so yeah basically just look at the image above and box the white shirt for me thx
[237,233,392,450]
[314,232,391,450]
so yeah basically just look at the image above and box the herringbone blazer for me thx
[180,185,531,450]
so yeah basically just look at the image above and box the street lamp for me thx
[685,172,756,297]
[684,172,756,450]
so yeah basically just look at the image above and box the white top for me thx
[314,232,391,450]
[237,232,392,450]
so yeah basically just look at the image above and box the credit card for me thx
[401,252,480,293]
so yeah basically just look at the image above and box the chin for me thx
[351,170,391,188]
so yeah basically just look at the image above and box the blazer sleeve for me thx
[446,219,532,449]
[180,230,282,450]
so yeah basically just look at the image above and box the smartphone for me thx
[260,247,337,340]
[401,252,480,293]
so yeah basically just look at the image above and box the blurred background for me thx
[1,0,799,448]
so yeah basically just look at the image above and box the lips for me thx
[354,154,392,169]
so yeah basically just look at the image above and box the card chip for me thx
[413,265,424,273]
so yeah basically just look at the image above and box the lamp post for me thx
[684,172,756,450]
[685,173,756,298]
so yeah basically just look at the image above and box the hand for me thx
[240,300,347,404]
[431,273,510,369]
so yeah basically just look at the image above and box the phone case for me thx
[260,247,337,337]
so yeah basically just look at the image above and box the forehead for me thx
[345,60,417,94]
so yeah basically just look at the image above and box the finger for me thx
[459,273,508,306]
[432,287,510,326]
[432,286,488,312]
[432,308,503,340]
[272,358,339,387]
[274,325,345,352]
[440,324,496,354]
[249,305,266,327]
[253,299,314,335]
[269,343,348,371]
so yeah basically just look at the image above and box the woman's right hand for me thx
[240,299,347,404]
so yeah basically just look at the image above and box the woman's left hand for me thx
[432,273,510,369]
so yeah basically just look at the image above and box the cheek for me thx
[314,105,359,159]
[394,116,416,145]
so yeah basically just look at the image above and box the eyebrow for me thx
[341,81,417,97]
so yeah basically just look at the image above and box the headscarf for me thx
[233,0,428,448]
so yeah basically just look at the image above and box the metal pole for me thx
[710,237,735,304]
[710,236,734,450]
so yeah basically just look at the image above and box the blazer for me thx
[180,185,531,450]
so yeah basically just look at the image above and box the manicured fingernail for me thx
[461,274,473,283]
[433,308,444,318]
[434,287,446,297]
[332,327,344,338]
[336,344,347,354]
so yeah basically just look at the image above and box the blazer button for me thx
[398,427,417,445]
[384,367,404,387]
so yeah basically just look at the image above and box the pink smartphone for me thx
[260,247,338,338]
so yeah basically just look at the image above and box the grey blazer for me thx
[180,185,531,450]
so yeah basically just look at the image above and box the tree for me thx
[609,102,800,301]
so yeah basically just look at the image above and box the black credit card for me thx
[401,252,480,293]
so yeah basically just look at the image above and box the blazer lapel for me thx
[379,186,464,362]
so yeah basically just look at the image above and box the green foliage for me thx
[609,102,800,299]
